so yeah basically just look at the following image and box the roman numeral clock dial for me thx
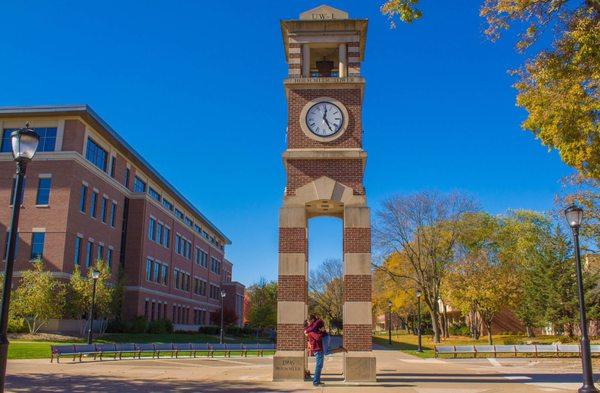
[305,101,344,137]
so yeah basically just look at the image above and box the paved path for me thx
[5,350,593,392]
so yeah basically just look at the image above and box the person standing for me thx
[305,323,324,386]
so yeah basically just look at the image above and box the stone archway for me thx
[273,176,376,382]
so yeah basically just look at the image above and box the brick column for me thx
[343,206,376,381]
[273,206,307,381]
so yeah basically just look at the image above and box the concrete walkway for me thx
[5,350,593,392]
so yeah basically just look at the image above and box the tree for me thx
[381,1,600,180]
[309,258,343,332]
[374,191,477,343]
[561,175,600,250]
[11,260,65,334]
[245,278,277,330]
[66,260,114,320]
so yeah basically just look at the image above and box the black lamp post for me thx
[0,124,39,392]
[564,204,598,393]
[220,290,226,344]
[416,290,423,353]
[87,269,100,345]
[387,300,392,345]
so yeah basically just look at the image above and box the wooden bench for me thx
[435,344,591,358]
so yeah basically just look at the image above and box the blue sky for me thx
[0,1,573,286]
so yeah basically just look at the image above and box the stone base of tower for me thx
[272,351,306,381]
[344,352,377,382]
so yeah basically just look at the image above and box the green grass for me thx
[8,333,273,360]
[373,331,586,359]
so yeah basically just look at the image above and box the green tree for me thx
[11,260,65,334]
[381,0,600,179]
[66,260,114,320]
[309,259,343,332]
[246,278,277,330]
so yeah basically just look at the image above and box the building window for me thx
[107,248,113,269]
[184,217,193,227]
[146,259,153,281]
[80,185,87,213]
[110,202,117,227]
[91,191,98,218]
[154,261,161,282]
[174,269,180,289]
[199,250,208,268]
[211,257,221,274]
[35,177,51,205]
[161,264,168,285]
[97,244,104,261]
[2,128,56,153]
[149,187,161,202]
[194,224,202,234]
[162,198,173,211]
[101,197,108,223]
[157,223,163,244]
[175,209,184,220]
[86,138,108,171]
[86,241,93,267]
[175,234,181,254]
[133,176,146,193]
[110,156,116,178]
[164,227,170,248]
[74,236,82,266]
[124,167,130,189]
[30,232,45,260]
[148,218,156,241]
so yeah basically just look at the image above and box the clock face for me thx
[305,101,345,137]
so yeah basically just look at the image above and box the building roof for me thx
[0,104,231,245]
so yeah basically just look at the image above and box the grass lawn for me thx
[373,331,586,359]
[8,333,273,360]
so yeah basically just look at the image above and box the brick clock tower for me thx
[274,6,376,382]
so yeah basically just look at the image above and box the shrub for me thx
[198,325,220,335]
[7,317,27,333]
[106,319,126,333]
[449,323,471,337]
[125,316,148,334]
[147,319,173,334]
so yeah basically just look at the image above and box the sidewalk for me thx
[4,349,590,392]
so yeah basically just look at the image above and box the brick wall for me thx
[343,324,372,351]
[277,323,306,351]
[343,227,370,253]
[278,275,307,302]
[286,159,364,197]
[344,275,372,302]
[279,227,307,253]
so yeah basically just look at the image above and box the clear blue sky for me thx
[0,1,573,286]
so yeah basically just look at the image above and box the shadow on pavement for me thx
[378,372,589,384]
[5,374,304,393]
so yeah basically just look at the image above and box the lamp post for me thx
[87,269,100,345]
[564,204,598,393]
[416,290,423,353]
[220,290,227,344]
[387,300,392,345]
[0,125,39,392]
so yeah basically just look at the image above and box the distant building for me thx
[0,105,244,329]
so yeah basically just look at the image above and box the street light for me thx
[0,124,39,392]
[87,269,101,345]
[220,290,227,344]
[387,300,393,345]
[564,204,598,393]
[416,290,423,353]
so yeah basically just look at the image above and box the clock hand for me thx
[324,117,333,132]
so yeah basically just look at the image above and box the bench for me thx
[435,344,590,358]
[50,342,275,362]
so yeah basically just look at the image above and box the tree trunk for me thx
[443,303,449,338]
[526,325,535,338]
[430,307,441,343]
[486,321,493,345]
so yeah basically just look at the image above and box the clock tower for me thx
[274,6,376,382]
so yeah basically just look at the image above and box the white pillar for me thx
[339,43,347,78]
[302,44,310,77]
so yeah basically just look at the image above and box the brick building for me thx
[0,105,244,328]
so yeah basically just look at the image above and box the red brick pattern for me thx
[344,275,372,302]
[286,159,364,196]
[343,324,372,351]
[279,228,306,253]
[278,275,307,302]
[343,228,371,253]
[287,88,362,149]
[277,323,306,351]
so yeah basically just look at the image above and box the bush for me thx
[198,325,220,335]
[449,323,471,337]
[147,319,173,334]
[106,319,126,333]
[125,316,148,334]
[7,317,27,333]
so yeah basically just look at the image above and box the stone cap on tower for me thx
[280,5,368,71]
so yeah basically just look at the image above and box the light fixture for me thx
[11,124,39,162]
[564,204,584,229]
[91,269,100,280]
[416,290,422,298]
[221,290,226,298]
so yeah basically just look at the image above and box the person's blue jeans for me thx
[313,351,324,385]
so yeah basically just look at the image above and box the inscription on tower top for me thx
[299,5,349,20]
